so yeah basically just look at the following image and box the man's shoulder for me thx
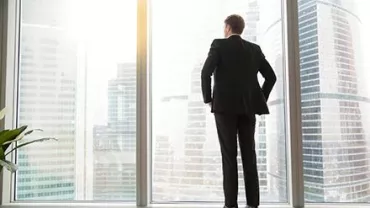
[211,38,226,45]
[241,39,261,49]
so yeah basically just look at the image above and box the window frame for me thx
[1,0,20,204]
[1,0,370,207]
[284,0,304,207]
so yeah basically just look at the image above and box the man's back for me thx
[201,35,276,115]
[204,14,276,208]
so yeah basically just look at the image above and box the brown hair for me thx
[224,14,245,34]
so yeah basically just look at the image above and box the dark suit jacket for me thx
[201,35,276,115]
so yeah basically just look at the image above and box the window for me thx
[16,0,137,201]
[151,0,287,203]
[2,0,370,207]
[298,0,370,203]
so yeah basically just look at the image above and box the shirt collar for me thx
[227,34,240,38]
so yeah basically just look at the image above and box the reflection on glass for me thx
[16,0,136,201]
[298,0,370,203]
[151,0,287,203]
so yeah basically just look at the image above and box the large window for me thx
[2,0,370,207]
[16,0,137,201]
[298,0,370,203]
[151,0,287,203]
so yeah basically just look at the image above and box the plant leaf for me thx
[0,107,7,120]
[2,129,44,146]
[0,159,18,172]
[24,129,43,136]
[0,130,10,140]
[0,126,28,151]
[5,137,57,156]
[0,146,5,160]
[2,128,36,145]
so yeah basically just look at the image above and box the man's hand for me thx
[206,102,212,108]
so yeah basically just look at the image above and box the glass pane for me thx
[16,0,136,201]
[298,0,370,203]
[151,0,287,203]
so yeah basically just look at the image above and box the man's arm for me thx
[258,47,277,101]
[201,40,220,104]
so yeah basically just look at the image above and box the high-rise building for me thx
[107,63,136,152]
[244,0,260,43]
[17,0,77,200]
[298,0,370,202]
[182,63,208,199]
[152,135,174,200]
[92,63,136,200]
[244,0,288,201]
[152,95,188,201]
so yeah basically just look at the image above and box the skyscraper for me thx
[152,95,188,201]
[17,0,77,200]
[107,63,136,152]
[298,0,370,202]
[244,0,287,201]
[244,0,260,43]
[92,63,136,200]
[182,62,208,199]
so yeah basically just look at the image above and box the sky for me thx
[43,0,370,125]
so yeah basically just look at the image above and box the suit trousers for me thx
[214,113,259,208]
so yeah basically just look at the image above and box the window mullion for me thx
[1,0,20,205]
[284,0,305,207]
[136,0,149,206]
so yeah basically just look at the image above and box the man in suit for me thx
[201,14,276,208]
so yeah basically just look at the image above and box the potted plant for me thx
[0,107,56,173]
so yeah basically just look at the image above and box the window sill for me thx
[1,203,290,208]
[2,203,370,208]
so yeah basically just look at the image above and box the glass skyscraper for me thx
[17,0,77,200]
[93,63,136,200]
[298,0,370,202]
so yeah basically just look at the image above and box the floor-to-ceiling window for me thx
[150,0,288,203]
[16,0,137,201]
[1,0,370,207]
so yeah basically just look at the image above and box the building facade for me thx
[298,0,370,202]
[17,0,77,200]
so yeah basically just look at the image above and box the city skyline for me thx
[13,0,370,203]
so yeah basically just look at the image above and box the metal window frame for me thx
[0,0,7,203]
[1,0,20,205]
[283,0,304,207]
[1,0,370,207]
[137,0,149,206]
[0,0,303,207]
[2,0,301,206]
[283,0,370,207]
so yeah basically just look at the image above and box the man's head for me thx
[224,14,245,38]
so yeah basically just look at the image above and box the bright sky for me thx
[58,0,370,125]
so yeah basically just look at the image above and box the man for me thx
[201,14,276,208]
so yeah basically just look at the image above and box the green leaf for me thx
[0,126,28,151]
[0,159,18,172]
[0,107,7,120]
[5,137,57,156]
[3,129,28,145]
[0,146,5,160]
[2,129,43,146]
[25,129,43,136]
[0,130,10,140]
